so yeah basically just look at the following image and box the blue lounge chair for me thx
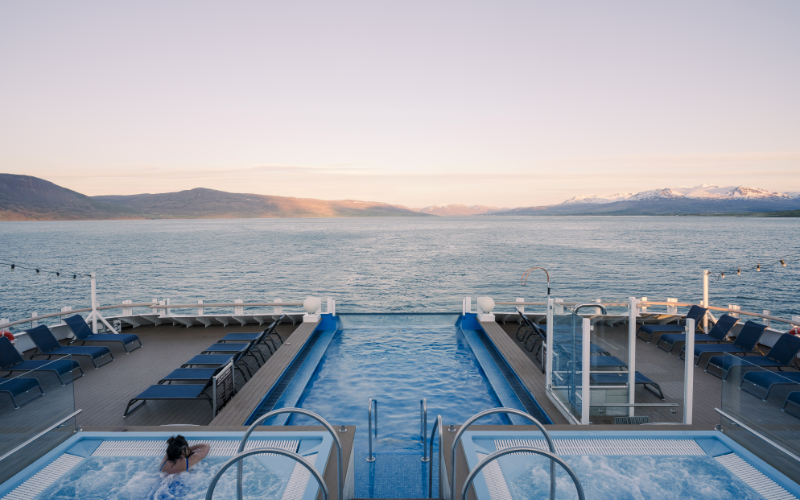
[64,315,142,353]
[591,372,665,399]
[159,368,222,384]
[679,321,766,367]
[706,334,800,380]
[589,355,628,369]
[0,377,44,408]
[740,371,800,401]
[0,337,83,385]
[782,391,800,419]
[219,318,282,356]
[124,379,213,417]
[183,352,251,380]
[516,311,544,343]
[26,325,113,369]
[656,314,738,354]
[637,305,708,343]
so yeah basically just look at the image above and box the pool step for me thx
[90,439,299,456]
[715,453,797,500]
[495,438,705,456]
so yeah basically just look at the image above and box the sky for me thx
[1,1,799,207]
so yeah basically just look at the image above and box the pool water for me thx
[502,455,763,500]
[287,325,513,498]
[34,456,294,500]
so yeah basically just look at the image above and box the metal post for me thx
[628,297,637,417]
[367,398,377,462]
[703,270,709,333]
[516,298,524,314]
[421,399,429,462]
[684,318,695,425]
[546,297,554,390]
[90,272,98,333]
[198,300,204,316]
[581,317,591,425]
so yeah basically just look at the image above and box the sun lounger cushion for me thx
[160,368,220,383]
[0,377,44,408]
[123,383,212,416]
[202,343,249,353]
[740,371,800,400]
[64,315,142,352]
[183,354,237,366]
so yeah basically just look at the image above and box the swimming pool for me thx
[247,314,549,498]
[460,430,800,500]
[0,431,333,500]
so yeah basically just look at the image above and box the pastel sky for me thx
[1,1,798,207]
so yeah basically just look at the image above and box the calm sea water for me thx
[1,217,798,329]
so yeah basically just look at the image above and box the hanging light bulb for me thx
[756,264,761,272]
[73,274,77,279]
[56,272,60,277]
[737,268,741,276]
[35,269,40,274]
[10,264,14,270]
[721,271,725,279]
[780,259,786,267]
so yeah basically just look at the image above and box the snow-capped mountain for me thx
[560,185,793,205]
[561,193,633,204]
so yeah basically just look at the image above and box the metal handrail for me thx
[237,408,343,500]
[206,447,328,500]
[715,408,800,463]
[451,408,556,500]
[0,409,82,463]
[573,303,608,315]
[461,446,585,500]
[150,302,303,309]
[367,398,378,462]
[420,398,429,462]
[428,415,444,498]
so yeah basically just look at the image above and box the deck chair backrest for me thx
[766,334,800,365]
[64,315,94,340]
[0,337,24,368]
[707,314,738,341]
[732,321,767,351]
[25,325,61,354]
[685,305,709,324]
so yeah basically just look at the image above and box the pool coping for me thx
[459,430,800,500]
[0,430,334,500]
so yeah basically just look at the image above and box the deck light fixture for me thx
[302,296,322,323]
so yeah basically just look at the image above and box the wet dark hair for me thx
[166,435,190,463]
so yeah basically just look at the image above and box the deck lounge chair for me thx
[0,337,84,385]
[679,321,767,367]
[183,352,251,379]
[591,372,665,399]
[0,377,44,408]
[219,318,282,356]
[516,312,544,343]
[656,314,738,354]
[706,334,800,380]
[740,371,800,401]
[64,315,142,353]
[26,325,114,369]
[783,391,800,419]
[124,379,213,417]
[159,367,223,384]
[637,305,708,343]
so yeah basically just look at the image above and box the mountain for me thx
[491,185,800,216]
[0,174,139,221]
[0,174,430,220]
[418,204,506,216]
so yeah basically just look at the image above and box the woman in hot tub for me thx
[159,435,210,474]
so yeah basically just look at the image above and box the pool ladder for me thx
[366,398,430,463]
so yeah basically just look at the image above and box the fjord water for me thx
[1,216,799,325]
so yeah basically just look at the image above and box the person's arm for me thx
[187,443,210,467]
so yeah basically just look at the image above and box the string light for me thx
[756,264,761,272]
[737,268,741,276]
[711,255,798,281]
[781,259,786,267]
[720,272,725,279]
[1,260,90,279]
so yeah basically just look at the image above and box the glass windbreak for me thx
[550,312,585,423]
[0,354,78,484]
[721,353,800,481]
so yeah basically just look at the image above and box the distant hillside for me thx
[418,204,506,216]
[95,189,429,219]
[0,174,139,221]
[0,174,430,220]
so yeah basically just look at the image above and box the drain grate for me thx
[1,454,84,500]
[496,438,705,456]
[281,453,318,500]
[476,452,513,500]
[715,453,797,500]
[473,328,549,423]
[91,439,298,457]
[249,333,323,423]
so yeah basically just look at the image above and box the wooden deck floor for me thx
[46,321,300,428]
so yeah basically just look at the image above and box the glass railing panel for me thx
[550,312,584,423]
[0,354,78,484]
[720,353,800,480]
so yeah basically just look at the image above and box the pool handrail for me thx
[367,398,378,462]
[450,408,556,500]
[461,446,585,500]
[206,447,328,500]
[420,398,429,462]
[237,407,342,500]
[429,415,445,499]
[573,303,608,315]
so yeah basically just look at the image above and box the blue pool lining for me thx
[245,314,341,426]
[0,430,334,500]
[459,430,800,500]
[458,313,553,424]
